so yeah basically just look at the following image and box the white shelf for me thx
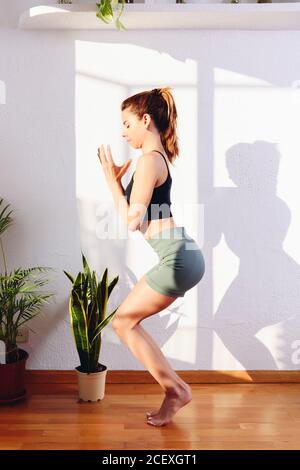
[18,3,300,30]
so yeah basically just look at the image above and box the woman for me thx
[97,87,205,427]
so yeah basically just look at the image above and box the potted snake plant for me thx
[0,198,54,403]
[63,253,119,402]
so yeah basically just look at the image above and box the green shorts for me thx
[145,226,205,298]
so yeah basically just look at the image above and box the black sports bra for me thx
[124,149,173,221]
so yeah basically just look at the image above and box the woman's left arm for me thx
[109,179,131,228]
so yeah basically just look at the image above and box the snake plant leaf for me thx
[69,292,90,371]
[63,270,74,284]
[87,270,99,333]
[91,306,119,346]
[70,289,89,355]
[82,252,91,279]
[99,268,108,316]
[108,275,119,298]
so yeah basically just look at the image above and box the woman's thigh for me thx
[111,274,178,331]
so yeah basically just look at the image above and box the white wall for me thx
[1,0,300,371]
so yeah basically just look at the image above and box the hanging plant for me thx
[96,0,127,31]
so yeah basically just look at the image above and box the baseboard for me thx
[25,370,300,384]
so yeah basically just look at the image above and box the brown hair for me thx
[121,87,180,165]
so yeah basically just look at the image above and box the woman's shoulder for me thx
[136,152,162,171]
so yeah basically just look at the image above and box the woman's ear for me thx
[143,113,151,129]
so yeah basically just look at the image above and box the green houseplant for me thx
[63,253,120,401]
[96,0,127,31]
[0,198,54,403]
[57,0,128,31]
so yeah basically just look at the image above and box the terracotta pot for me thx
[0,349,28,404]
[76,364,108,402]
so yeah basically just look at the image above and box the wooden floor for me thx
[1,383,300,450]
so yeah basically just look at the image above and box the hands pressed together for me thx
[97,144,132,187]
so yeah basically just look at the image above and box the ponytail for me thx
[158,87,180,165]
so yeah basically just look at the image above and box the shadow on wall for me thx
[208,140,300,371]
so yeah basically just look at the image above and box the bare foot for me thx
[146,409,160,418]
[146,383,192,426]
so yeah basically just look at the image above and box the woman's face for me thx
[122,108,149,149]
